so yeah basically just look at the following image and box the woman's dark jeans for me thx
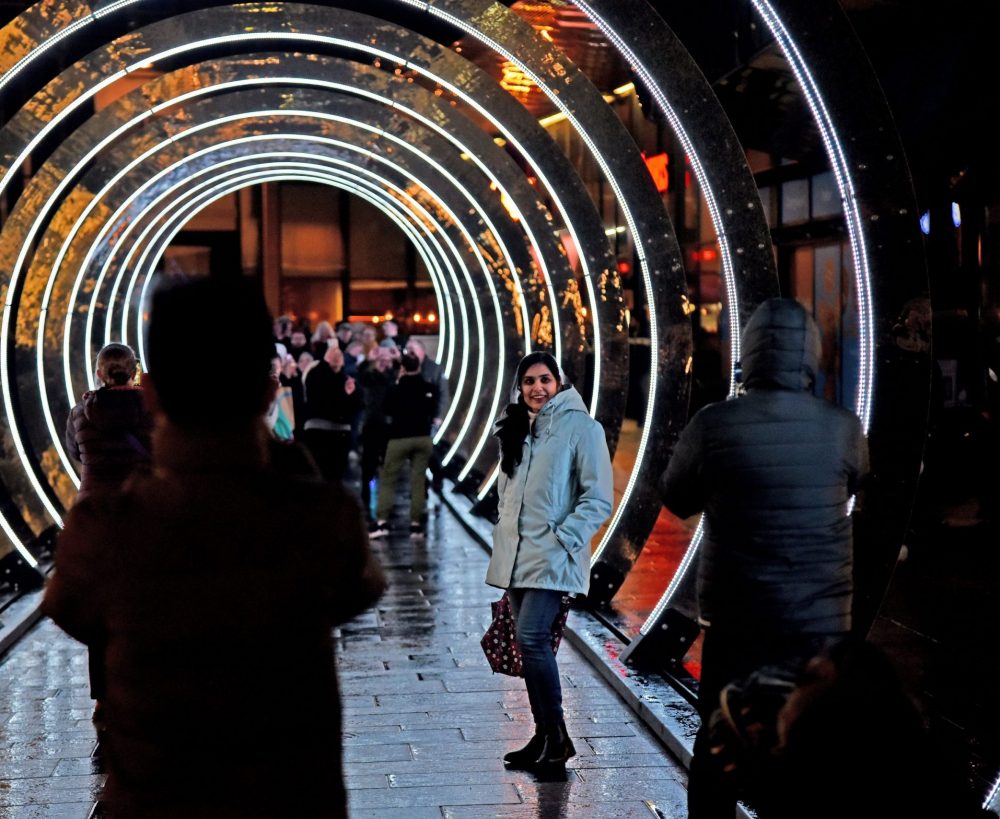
[507,588,564,726]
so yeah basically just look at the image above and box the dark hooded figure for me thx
[659,297,869,819]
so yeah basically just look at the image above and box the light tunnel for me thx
[1,1,929,664]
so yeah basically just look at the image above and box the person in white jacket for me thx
[487,351,613,775]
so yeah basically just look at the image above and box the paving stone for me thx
[349,783,522,809]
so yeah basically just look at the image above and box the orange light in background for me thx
[642,152,670,193]
[428,313,437,323]
[499,61,536,96]
[373,316,380,324]
[385,311,394,320]
[413,312,422,323]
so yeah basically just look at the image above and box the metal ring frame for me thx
[0,1,929,669]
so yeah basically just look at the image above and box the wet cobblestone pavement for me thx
[0,502,688,818]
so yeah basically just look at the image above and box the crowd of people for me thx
[267,314,448,538]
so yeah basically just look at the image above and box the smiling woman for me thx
[487,351,614,775]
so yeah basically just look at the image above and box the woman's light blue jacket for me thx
[487,387,613,595]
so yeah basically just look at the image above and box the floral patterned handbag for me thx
[480,592,571,677]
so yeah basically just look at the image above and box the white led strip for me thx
[639,1,877,633]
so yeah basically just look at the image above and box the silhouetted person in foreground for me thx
[43,276,385,818]
[660,298,869,819]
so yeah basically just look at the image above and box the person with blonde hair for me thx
[311,320,335,359]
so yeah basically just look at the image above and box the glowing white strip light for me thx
[572,1,744,569]
[120,156,482,451]
[0,106,158,526]
[53,158,451,488]
[0,511,38,568]
[751,1,874,430]
[70,103,512,417]
[0,0,141,94]
[575,1,741,389]
[985,771,999,813]
[639,1,878,632]
[44,136,466,482]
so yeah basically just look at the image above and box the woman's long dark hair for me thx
[495,352,562,477]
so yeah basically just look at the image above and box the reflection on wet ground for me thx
[0,501,688,817]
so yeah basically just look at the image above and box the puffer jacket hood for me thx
[740,297,821,392]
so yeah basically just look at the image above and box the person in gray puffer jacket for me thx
[488,351,613,776]
[660,297,868,819]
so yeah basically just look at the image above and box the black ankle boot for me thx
[535,719,576,766]
[503,726,545,769]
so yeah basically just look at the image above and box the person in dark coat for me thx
[301,344,361,482]
[43,276,385,819]
[357,345,396,521]
[659,297,869,819]
[65,343,152,503]
[65,341,153,724]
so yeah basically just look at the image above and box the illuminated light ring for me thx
[73,109,500,468]
[0,0,142,97]
[0,27,610,517]
[110,165,455,372]
[120,153,489,458]
[116,167,452,367]
[43,132,476,489]
[48,131,484,477]
[35,102,504,490]
[0,512,37,568]
[111,163,457,372]
[120,164,460,383]
[645,1,880,628]
[73,103,520,423]
[0,103,159,525]
[53,160,453,488]
[638,1,880,635]
[751,0,874,430]
[2,11,616,550]
[396,5,613,413]
[575,0,752,392]
[74,93,516,390]
[396,2,683,557]
[0,23,610,432]
[100,163,452,375]
[567,0,776,618]
[0,9,573,371]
